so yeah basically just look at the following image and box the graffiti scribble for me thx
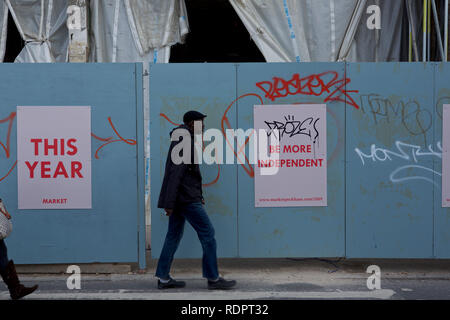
[255,71,360,109]
[359,94,432,146]
[0,112,17,182]
[264,115,320,143]
[94,117,137,159]
[0,112,16,159]
[354,140,442,187]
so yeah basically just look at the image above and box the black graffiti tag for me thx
[264,115,320,143]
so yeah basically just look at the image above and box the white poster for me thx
[17,106,92,209]
[443,104,450,207]
[254,104,327,207]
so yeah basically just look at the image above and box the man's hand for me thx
[164,208,173,217]
[201,198,205,205]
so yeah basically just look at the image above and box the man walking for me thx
[156,110,236,290]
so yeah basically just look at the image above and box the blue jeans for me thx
[155,202,219,280]
[0,239,8,271]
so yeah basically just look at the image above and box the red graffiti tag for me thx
[0,112,17,182]
[255,71,360,109]
[160,113,181,126]
[91,133,112,142]
[159,92,347,186]
[159,93,265,187]
[221,93,264,178]
[94,117,136,159]
[0,112,16,158]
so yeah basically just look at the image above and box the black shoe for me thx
[157,277,186,289]
[207,277,236,290]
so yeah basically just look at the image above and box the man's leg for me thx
[182,202,219,280]
[183,203,236,289]
[155,210,186,280]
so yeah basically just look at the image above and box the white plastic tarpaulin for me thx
[90,0,189,63]
[6,0,68,62]
[346,0,404,62]
[229,0,359,62]
[1,0,189,63]
[0,0,8,62]
[229,0,403,62]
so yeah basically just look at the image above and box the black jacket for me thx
[158,125,203,209]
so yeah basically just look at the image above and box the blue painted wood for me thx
[150,63,239,259]
[434,62,450,258]
[146,62,448,260]
[235,63,346,257]
[346,63,434,258]
[0,63,145,265]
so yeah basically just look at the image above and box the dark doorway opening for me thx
[3,12,24,63]
[170,0,265,63]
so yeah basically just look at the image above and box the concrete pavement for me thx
[2,256,450,300]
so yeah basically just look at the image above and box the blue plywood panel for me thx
[149,62,447,260]
[346,63,434,258]
[236,63,346,257]
[0,63,144,264]
[150,63,238,258]
[434,62,450,258]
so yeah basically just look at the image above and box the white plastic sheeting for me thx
[128,0,188,53]
[90,0,188,63]
[0,0,8,62]
[230,0,403,62]
[336,0,367,61]
[1,0,189,63]
[6,0,68,62]
[346,0,404,62]
[229,0,359,62]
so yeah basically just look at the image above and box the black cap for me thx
[183,110,207,124]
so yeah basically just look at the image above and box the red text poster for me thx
[17,106,92,209]
[254,104,327,207]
